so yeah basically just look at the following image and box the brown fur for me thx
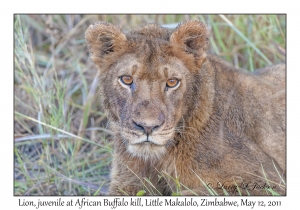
[85,20,286,195]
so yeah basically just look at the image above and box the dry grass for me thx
[14,14,286,195]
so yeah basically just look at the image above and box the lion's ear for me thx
[170,20,209,70]
[85,21,127,71]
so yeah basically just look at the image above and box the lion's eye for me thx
[120,76,133,85]
[166,78,179,88]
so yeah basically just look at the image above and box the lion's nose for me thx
[132,120,163,135]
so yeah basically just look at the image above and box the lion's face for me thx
[86,20,209,159]
[102,54,192,159]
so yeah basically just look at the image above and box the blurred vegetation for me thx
[14,14,286,195]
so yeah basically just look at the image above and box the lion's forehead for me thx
[115,36,179,72]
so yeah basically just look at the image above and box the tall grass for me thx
[14,14,285,195]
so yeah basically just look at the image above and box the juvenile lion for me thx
[85,20,286,195]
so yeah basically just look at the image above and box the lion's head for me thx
[85,20,210,160]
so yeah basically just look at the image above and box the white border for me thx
[4,0,298,209]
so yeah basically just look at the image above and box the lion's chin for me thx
[127,143,167,160]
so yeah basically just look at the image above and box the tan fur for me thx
[85,20,286,195]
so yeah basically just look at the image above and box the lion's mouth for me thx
[121,130,175,158]
[132,140,164,146]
